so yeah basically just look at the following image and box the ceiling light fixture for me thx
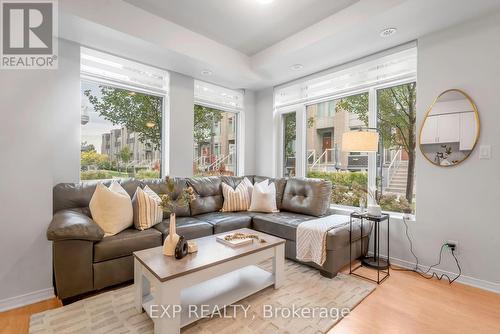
[290,64,304,71]
[201,69,212,76]
[380,27,397,38]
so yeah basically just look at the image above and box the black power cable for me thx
[390,217,462,284]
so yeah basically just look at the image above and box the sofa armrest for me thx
[47,209,104,242]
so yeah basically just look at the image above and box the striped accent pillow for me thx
[132,185,163,230]
[221,177,253,212]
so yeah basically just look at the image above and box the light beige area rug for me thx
[30,261,375,334]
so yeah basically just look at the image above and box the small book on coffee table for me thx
[216,234,254,247]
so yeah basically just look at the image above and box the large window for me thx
[193,105,238,176]
[80,47,168,181]
[81,81,163,180]
[304,86,416,213]
[193,80,243,176]
[306,93,368,207]
[275,47,417,214]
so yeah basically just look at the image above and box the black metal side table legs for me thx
[349,212,390,284]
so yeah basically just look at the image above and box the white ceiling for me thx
[122,0,358,55]
[60,0,500,90]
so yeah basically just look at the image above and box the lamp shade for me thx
[342,131,379,152]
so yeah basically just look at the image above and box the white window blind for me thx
[194,80,244,112]
[275,47,417,107]
[81,47,169,94]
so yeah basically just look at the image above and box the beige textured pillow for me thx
[89,182,133,237]
[132,185,163,230]
[248,179,279,213]
[221,177,253,212]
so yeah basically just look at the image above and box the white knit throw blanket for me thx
[296,215,351,266]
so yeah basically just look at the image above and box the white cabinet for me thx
[420,114,460,144]
[459,112,477,150]
[438,113,460,143]
[420,116,439,144]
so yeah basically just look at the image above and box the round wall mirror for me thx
[419,89,480,167]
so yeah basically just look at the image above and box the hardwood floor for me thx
[0,298,61,334]
[1,267,499,334]
[330,266,500,334]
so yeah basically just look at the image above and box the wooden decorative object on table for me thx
[216,232,267,248]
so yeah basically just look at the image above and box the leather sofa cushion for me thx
[93,255,133,290]
[220,176,246,189]
[93,228,162,262]
[53,179,141,213]
[142,178,191,217]
[252,212,314,241]
[253,176,287,209]
[253,212,370,251]
[281,178,332,217]
[326,219,373,251]
[153,217,213,240]
[187,177,223,215]
[47,209,104,241]
[194,212,253,234]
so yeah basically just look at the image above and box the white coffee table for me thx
[133,228,285,334]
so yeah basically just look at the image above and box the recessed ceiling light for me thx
[201,69,212,76]
[257,0,274,4]
[380,27,397,38]
[290,64,304,71]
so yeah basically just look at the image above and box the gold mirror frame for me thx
[419,89,480,167]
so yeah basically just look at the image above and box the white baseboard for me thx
[0,288,55,312]
[375,254,500,294]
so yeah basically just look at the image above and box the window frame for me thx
[278,108,299,177]
[80,77,169,179]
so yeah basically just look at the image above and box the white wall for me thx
[254,88,276,177]
[243,90,256,175]
[0,39,81,309]
[168,72,195,177]
[383,12,500,292]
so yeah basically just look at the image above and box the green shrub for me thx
[80,170,132,180]
[379,194,412,213]
[307,171,367,207]
[80,170,115,180]
[135,169,160,179]
[307,171,368,187]
[307,171,412,213]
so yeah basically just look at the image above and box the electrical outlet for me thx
[479,145,491,160]
[446,240,458,253]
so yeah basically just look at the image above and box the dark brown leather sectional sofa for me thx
[47,176,372,300]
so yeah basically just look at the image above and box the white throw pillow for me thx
[221,177,253,212]
[89,182,133,237]
[248,179,279,213]
[132,185,163,231]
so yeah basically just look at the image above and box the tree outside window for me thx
[81,81,163,180]
[336,82,416,213]
[193,105,237,176]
